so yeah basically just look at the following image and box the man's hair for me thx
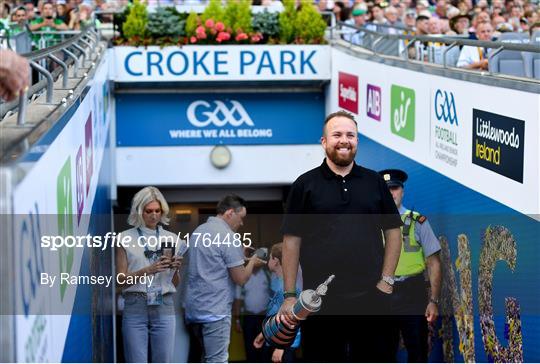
[476,20,492,29]
[270,243,283,264]
[323,110,357,135]
[416,15,430,22]
[530,21,540,35]
[216,194,246,215]
[15,6,26,13]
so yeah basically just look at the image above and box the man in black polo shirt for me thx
[278,111,403,362]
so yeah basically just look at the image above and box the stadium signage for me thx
[472,109,525,183]
[116,92,324,146]
[114,46,331,81]
[338,72,358,114]
[431,89,460,167]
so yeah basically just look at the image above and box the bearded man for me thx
[277,110,403,362]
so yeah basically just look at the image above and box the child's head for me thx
[268,242,283,272]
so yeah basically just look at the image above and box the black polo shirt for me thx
[281,159,402,301]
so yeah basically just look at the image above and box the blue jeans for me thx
[190,317,231,363]
[122,293,176,363]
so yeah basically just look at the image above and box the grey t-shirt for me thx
[184,216,245,323]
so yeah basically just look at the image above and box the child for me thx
[253,243,302,363]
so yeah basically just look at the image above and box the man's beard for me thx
[326,145,357,167]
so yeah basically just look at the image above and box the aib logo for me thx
[186,100,254,127]
[391,85,415,141]
[435,90,458,125]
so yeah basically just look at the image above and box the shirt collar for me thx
[398,205,408,215]
[208,216,233,231]
[320,158,363,179]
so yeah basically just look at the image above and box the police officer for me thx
[378,169,442,362]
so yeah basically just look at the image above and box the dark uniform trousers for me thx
[387,274,429,362]
[301,287,395,363]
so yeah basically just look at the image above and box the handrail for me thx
[1,25,99,122]
[21,26,94,61]
[338,21,540,53]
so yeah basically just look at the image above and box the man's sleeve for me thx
[377,176,403,230]
[280,178,307,237]
[457,46,472,68]
[418,219,441,258]
[222,242,245,269]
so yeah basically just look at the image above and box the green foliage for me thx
[147,7,186,37]
[295,0,327,44]
[224,0,252,33]
[114,4,131,38]
[201,0,225,24]
[252,9,279,41]
[279,0,296,44]
[122,0,148,39]
[185,11,199,37]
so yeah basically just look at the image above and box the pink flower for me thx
[205,19,214,28]
[215,22,225,32]
[190,36,197,43]
[251,34,262,43]
[217,31,231,41]
[196,25,206,34]
[235,32,249,42]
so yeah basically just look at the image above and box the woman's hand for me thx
[146,256,171,275]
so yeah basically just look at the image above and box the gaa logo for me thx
[434,89,458,125]
[186,100,254,127]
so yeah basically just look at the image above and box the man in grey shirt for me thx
[184,195,265,363]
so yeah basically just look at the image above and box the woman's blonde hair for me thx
[127,186,170,228]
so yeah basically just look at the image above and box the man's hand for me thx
[425,302,439,323]
[234,318,242,333]
[169,256,182,270]
[376,279,393,294]
[272,348,284,363]
[248,254,266,268]
[277,297,297,328]
[0,50,29,101]
[253,332,265,349]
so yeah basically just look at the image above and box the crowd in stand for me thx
[0,0,124,48]
[331,0,540,70]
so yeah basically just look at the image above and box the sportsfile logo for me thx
[187,100,254,127]
[391,85,415,141]
[472,109,524,183]
[432,89,459,167]
[338,72,358,114]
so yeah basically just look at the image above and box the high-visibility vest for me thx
[395,210,426,276]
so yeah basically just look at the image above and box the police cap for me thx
[379,169,408,188]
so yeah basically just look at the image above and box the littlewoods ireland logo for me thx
[186,100,254,127]
[391,85,415,141]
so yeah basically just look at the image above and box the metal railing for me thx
[0,25,102,125]
[336,21,540,79]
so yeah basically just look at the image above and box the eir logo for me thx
[338,72,358,114]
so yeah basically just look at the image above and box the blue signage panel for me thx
[116,93,325,146]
